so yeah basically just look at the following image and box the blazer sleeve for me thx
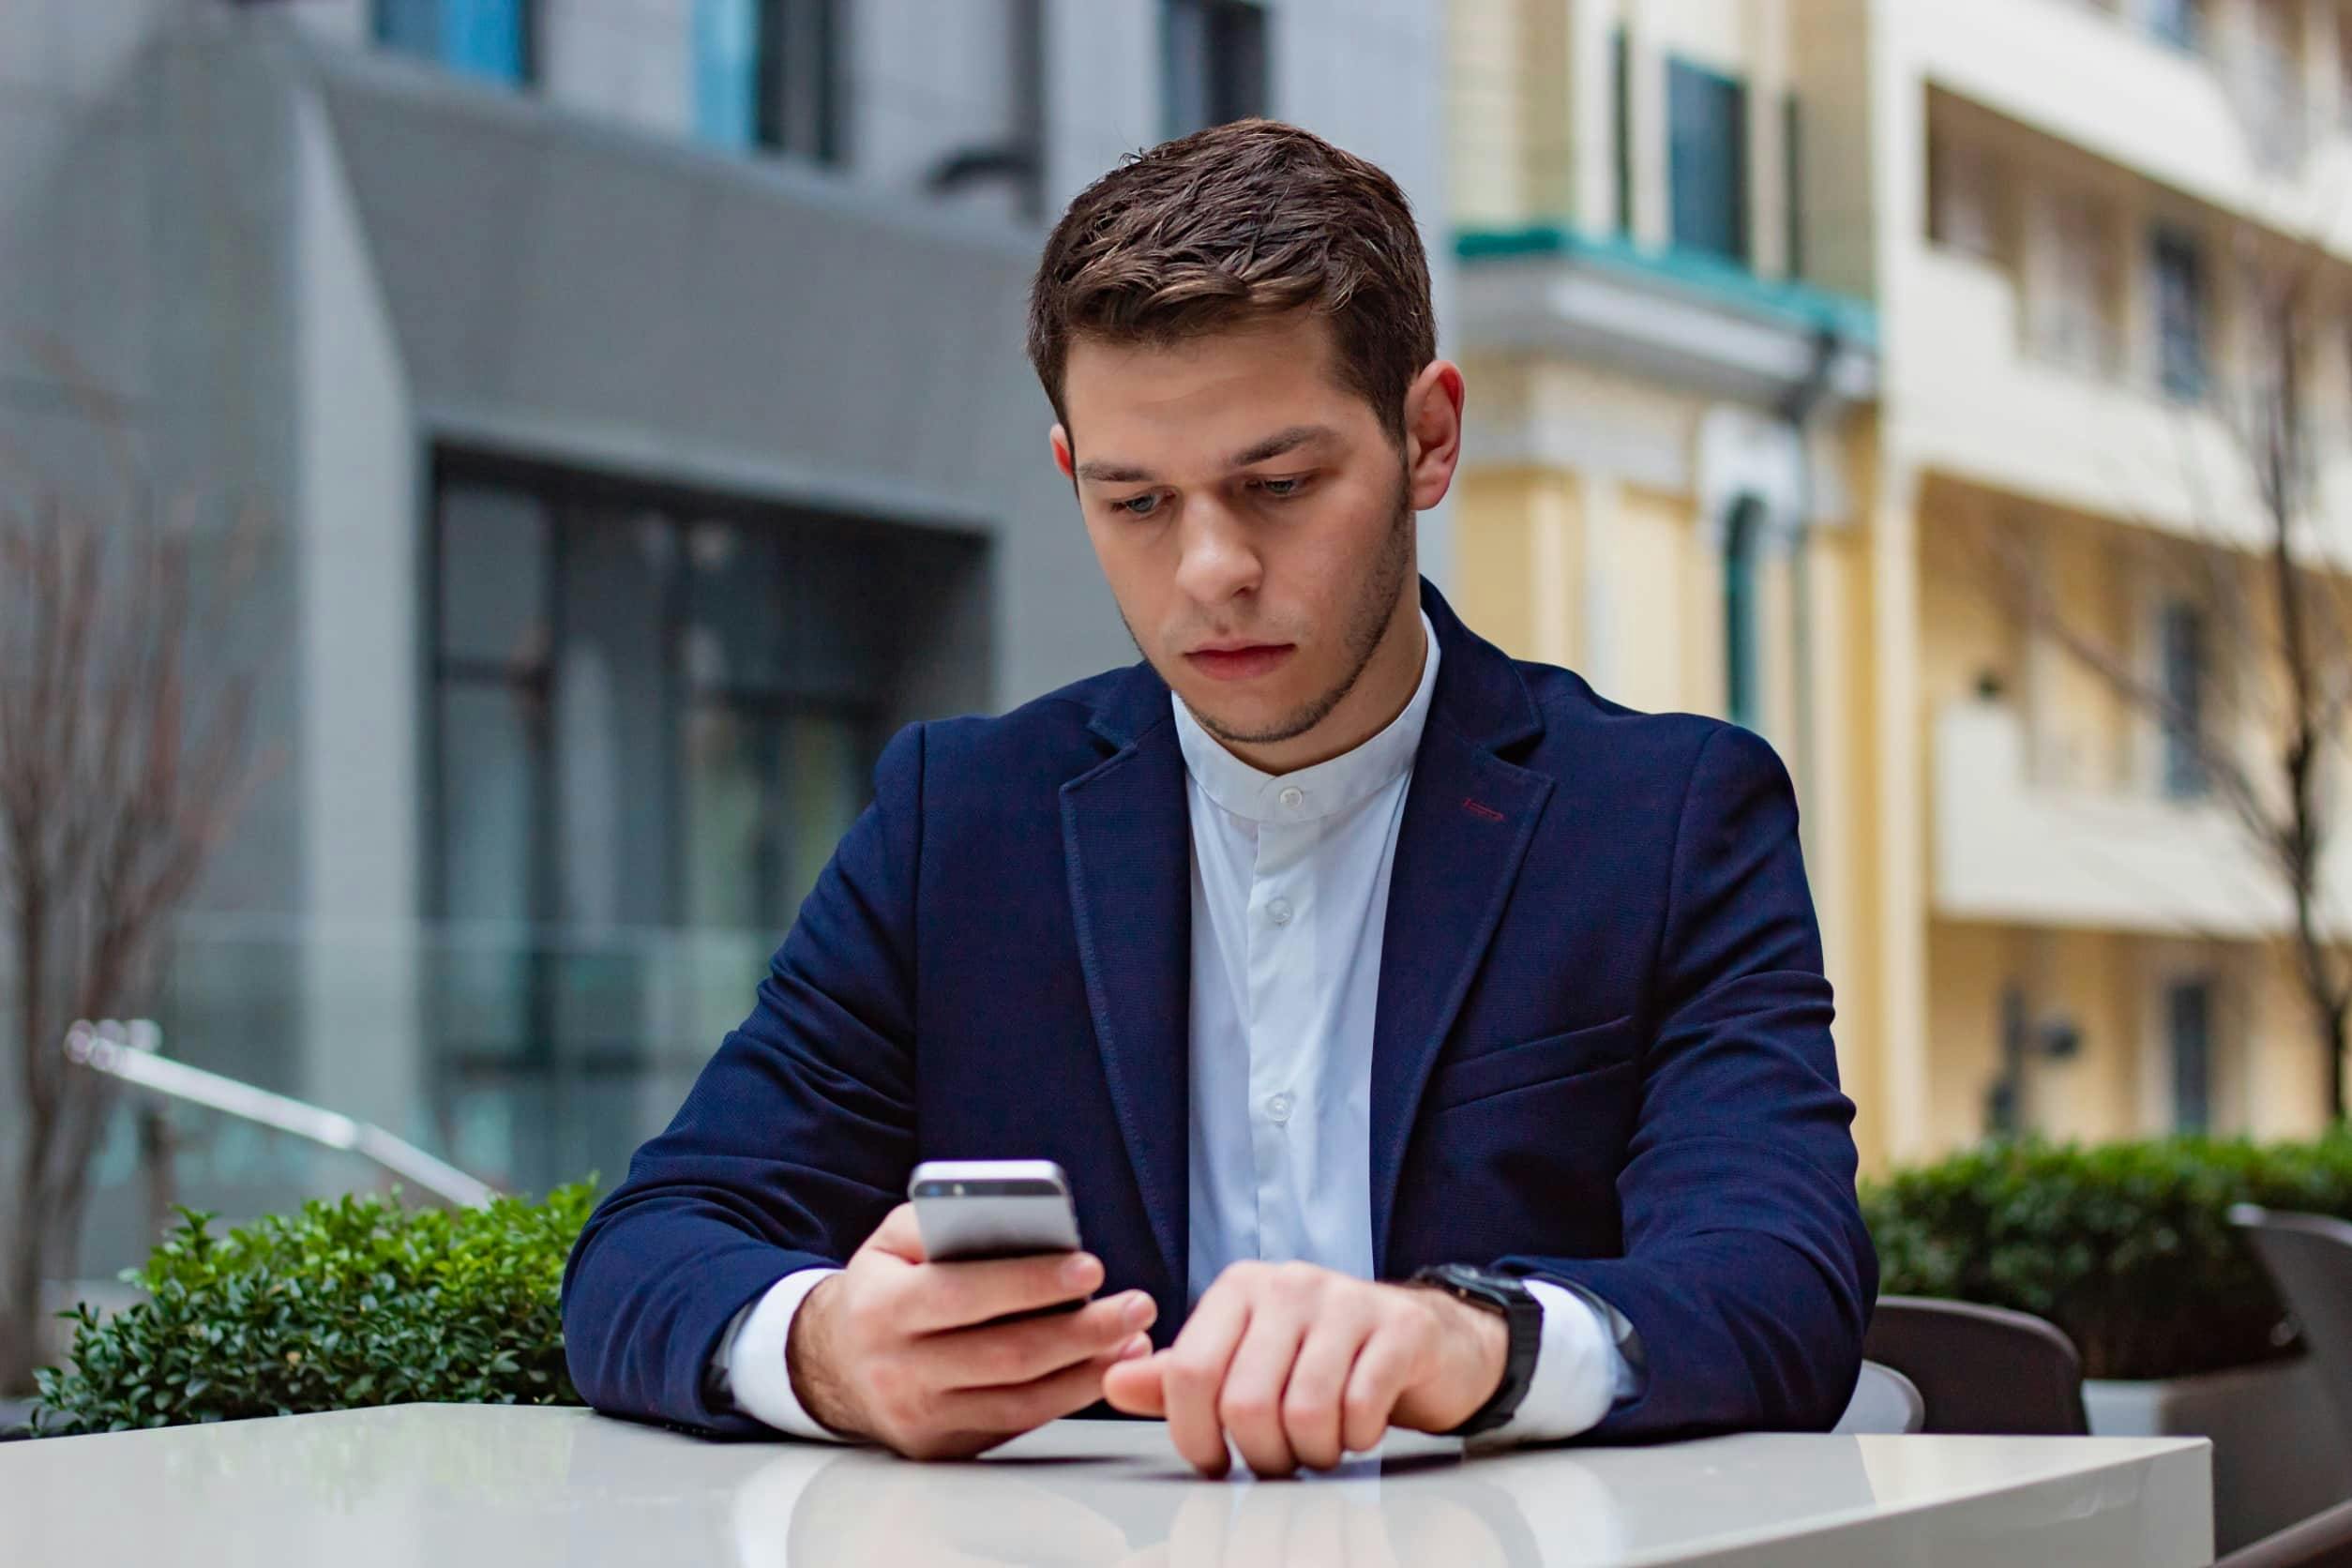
[1492,722,1877,1439]
[560,723,927,1435]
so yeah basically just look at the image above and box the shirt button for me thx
[1266,1093,1294,1124]
[1267,897,1293,926]
[1279,786,1305,809]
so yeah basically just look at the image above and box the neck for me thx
[1216,589,1427,776]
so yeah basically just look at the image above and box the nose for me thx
[1170,498,1261,608]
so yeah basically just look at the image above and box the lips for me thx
[1184,644,1295,682]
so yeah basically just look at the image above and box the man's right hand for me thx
[785,1203,1157,1459]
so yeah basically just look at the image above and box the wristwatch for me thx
[1410,1262,1543,1437]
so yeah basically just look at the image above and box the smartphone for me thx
[910,1159,1083,1262]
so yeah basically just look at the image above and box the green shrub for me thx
[1863,1136,2352,1381]
[29,1184,595,1435]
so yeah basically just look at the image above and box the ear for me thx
[1050,423,1076,480]
[1400,360,1466,511]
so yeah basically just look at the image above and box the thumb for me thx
[1100,1350,1168,1416]
[866,1202,927,1263]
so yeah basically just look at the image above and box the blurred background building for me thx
[1452,0,2352,1171]
[5,0,2352,1284]
[0,0,1446,1272]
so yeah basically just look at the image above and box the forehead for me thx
[1060,312,1375,469]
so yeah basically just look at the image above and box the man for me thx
[563,119,1874,1476]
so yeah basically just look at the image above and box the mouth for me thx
[1183,642,1296,683]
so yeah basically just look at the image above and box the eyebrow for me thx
[1072,424,1337,486]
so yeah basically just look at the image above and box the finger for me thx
[899,1250,1103,1334]
[921,1290,1157,1390]
[867,1202,927,1262]
[1218,1304,1307,1477]
[1281,1313,1373,1470]
[1100,1349,1167,1416]
[1340,1321,1419,1455]
[943,1333,1152,1435]
[1162,1288,1251,1477]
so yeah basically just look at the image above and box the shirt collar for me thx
[1170,611,1441,824]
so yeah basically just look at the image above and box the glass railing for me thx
[65,913,790,1277]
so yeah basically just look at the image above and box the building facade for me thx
[1,0,1448,1271]
[1452,0,2352,1169]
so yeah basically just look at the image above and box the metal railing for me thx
[64,1019,499,1210]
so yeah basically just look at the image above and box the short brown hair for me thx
[1027,119,1437,445]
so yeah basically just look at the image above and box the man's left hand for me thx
[1098,1261,1507,1476]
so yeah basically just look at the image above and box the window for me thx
[2166,978,2214,1132]
[2150,225,2209,401]
[692,0,847,161]
[426,456,985,1192]
[2033,193,2119,375]
[1667,59,1749,264]
[375,0,533,84]
[2142,0,2205,51]
[2243,0,2304,170]
[1611,28,1632,235]
[1929,133,2001,261]
[2158,599,2209,799]
[1783,94,1805,279]
[1723,494,1766,730]
[1164,0,1269,139]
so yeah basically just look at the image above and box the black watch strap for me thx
[1410,1263,1543,1437]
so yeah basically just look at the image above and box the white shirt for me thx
[716,613,1631,1441]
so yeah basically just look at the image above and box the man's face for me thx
[1052,312,1455,754]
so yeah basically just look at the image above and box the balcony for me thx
[1891,245,2352,558]
[1931,701,2352,938]
[1908,0,2352,254]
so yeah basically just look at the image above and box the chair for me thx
[1831,1359,1925,1435]
[2217,1497,2352,1568]
[1862,1295,2089,1436]
[2231,1206,2352,1446]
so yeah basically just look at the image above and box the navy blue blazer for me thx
[563,581,1875,1440]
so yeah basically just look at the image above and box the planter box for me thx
[2087,1356,2352,1555]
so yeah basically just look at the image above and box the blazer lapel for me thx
[1369,585,1554,1270]
[1061,679,1191,1295]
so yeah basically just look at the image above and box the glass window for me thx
[693,0,763,148]
[2034,194,2120,375]
[375,0,532,85]
[426,458,983,1193]
[1723,495,1765,731]
[1667,59,1750,264]
[2167,979,2214,1132]
[1611,28,1632,235]
[1929,133,2001,261]
[1164,0,1270,139]
[2159,599,2209,799]
[692,0,846,161]
[2151,225,2209,402]
[437,484,549,669]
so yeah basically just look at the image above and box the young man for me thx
[563,120,1874,1476]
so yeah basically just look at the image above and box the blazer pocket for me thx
[1424,1014,1640,1113]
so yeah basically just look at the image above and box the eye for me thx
[1251,475,1309,500]
[1115,491,1165,519]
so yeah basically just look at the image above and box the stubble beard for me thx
[1176,476,1417,750]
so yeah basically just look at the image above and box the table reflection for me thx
[730,1435,1634,1566]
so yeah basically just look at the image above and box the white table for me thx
[3,1404,2210,1565]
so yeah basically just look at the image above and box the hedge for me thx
[28,1184,595,1435]
[1862,1135,2352,1380]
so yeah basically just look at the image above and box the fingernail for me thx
[1063,1253,1098,1288]
[1124,1293,1155,1328]
[1120,1334,1152,1360]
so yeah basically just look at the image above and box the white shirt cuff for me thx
[1485,1279,1633,1443]
[713,1266,847,1440]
